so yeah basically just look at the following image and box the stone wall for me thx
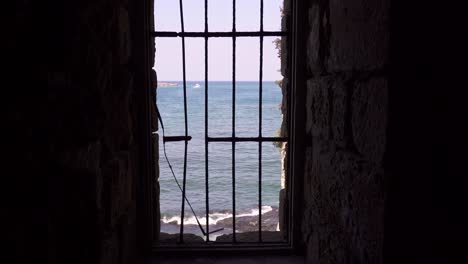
[10,0,466,263]
[277,0,291,239]
[302,1,389,263]
[43,1,154,263]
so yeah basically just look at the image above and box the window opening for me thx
[153,0,289,247]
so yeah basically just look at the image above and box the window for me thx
[147,0,306,250]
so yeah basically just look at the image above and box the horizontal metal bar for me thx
[163,136,192,142]
[207,137,288,142]
[154,241,289,247]
[152,243,293,254]
[152,31,287,38]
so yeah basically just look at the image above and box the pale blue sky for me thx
[153,0,283,81]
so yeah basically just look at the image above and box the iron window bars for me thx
[153,0,288,244]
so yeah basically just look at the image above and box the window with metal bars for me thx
[151,0,302,249]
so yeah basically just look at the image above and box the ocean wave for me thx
[161,205,274,226]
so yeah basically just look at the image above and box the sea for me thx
[157,81,283,240]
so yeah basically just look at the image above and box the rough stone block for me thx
[307,4,321,73]
[280,14,289,77]
[280,0,291,77]
[330,77,347,144]
[46,2,140,263]
[306,77,331,139]
[101,233,119,264]
[151,69,158,132]
[306,229,319,264]
[280,35,288,77]
[280,77,289,137]
[351,77,388,163]
[118,7,131,65]
[102,70,134,151]
[327,0,389,71]
[58,141,102,174]
[283,0,291,14]
[152,133,160,237]
[303,79,387,264]
[278,188,286,238]
[151,69,157,89]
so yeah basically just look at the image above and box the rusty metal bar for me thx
[178,0,189,244]
[204,0,210,242]
[163,136,192,142]
[258,0,264,243]
[151,31,287,38]
[207,137,288,142]
[231,0,237,243]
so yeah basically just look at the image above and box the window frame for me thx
[137,0,308,254]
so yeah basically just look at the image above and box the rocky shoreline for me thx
[159,207,281,243]
[215,207,279,232]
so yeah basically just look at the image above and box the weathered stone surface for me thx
[303,2,388,261]
[45,2,152,264]
[279,77,289,137]
[58,141,102,174]
[159,233,205,244]
[151,69,157,89]
[152,133,160,239]
[278,188,286,238]
[151,69,158,132]
[330,78,347,144]
[327,0,389,71]
[306,77,331,139]
[303,138,385,263]
[303,74,387,262]
[118,7,131,65]
[280,14,289,77]
[277,1,291,242]
[307,4,321,73]
[216,207,279,232]
[280,39,288,77]
[351,77,388,162]
[280,0,289,76]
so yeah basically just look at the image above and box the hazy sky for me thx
[153,0,283,81]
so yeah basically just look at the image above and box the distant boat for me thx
[193,83,201,89]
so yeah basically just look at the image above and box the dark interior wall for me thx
[302,0,389,263]
[5,0,157,263]
[384,2,468,263]
[9,0,465,263]
[45,0,139,263]
[301,0,467,264]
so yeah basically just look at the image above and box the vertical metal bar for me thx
[258,0,264,243]
[204,0,210,242]
[177,0,189,244]
[231,0,237,243]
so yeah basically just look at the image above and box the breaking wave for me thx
[161,205,273,226]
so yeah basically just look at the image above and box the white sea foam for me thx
[161,205,274,226]
[236,205,273,217]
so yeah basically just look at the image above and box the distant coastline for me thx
[158,82,178,87]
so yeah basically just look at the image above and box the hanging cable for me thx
[155,104,205,236]
[155,105,223,238]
